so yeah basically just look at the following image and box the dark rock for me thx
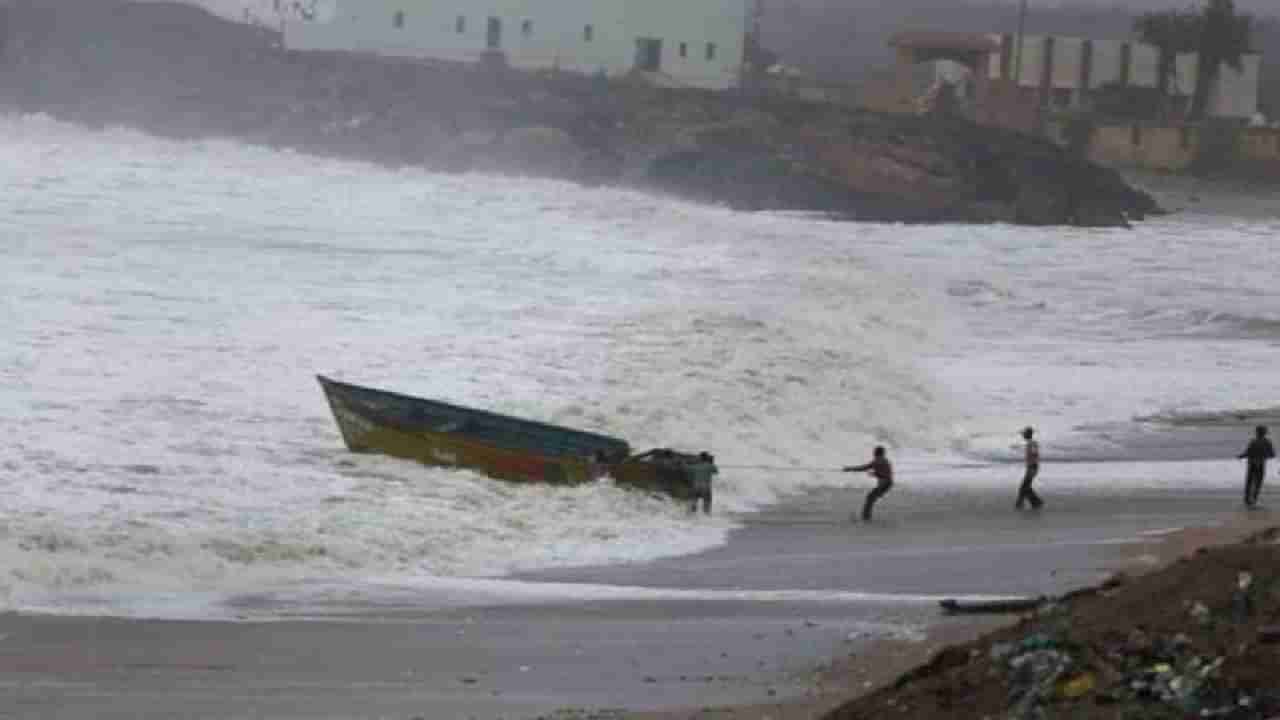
[1259,626,1280,644]
[1072,202,1131,229]
[492,125,585,178]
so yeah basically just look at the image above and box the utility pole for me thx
[1013,0,1028,85]
[743,0,764,91]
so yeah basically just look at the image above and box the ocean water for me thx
[2,114,1279,618]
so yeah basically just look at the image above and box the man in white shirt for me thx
[1015,426,1044,510]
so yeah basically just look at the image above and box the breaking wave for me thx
[0,113,951,613]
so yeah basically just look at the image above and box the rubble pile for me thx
[825,528,1280,720]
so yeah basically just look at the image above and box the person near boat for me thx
[843,446,893,522]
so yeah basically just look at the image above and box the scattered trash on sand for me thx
[824,527,1280,719]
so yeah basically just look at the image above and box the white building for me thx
[282,0,750,90]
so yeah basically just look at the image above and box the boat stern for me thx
[611,448,718,506]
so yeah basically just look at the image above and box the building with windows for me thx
[987,34,1261,121]
[869,31,1261,131]
[282,0,750,90]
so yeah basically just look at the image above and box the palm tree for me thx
[1133,9,1201,119]
[1189,0,1253,120]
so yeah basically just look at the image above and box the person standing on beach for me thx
[843,446,893,522]
[1015,427,1044,510]
[1238,425,1275,508]
[689,452,717,514]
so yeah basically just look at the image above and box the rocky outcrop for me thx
[0,0,1160,226]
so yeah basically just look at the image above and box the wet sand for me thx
[1,477,1274,720]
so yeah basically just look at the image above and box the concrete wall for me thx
[1128,43,1159,88]
[1051,36,1084,90]
[1212,54,1261,119]
[1013,35,1048,87]
[1174,53,1199,97]
[1171,52,1260,119]
[1089,40,1124,89]
[1241,127,1280,162]
[283,0,747,90]
[978,79,1039,133]
[985,35,1260,120]
[1087,124,1280,171]
[1088,125,1197,171]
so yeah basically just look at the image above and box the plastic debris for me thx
[1233,571,1256,621]
[989,642,1015,661]
[1014,633,1058,652]
[1189,601,1211,624]
[1055,672,1095,699]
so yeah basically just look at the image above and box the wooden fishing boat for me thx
[317,375,716,507]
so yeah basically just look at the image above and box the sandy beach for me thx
[2,476,1275,720]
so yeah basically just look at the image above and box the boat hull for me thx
[318,375,627,486]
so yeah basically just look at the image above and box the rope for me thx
[716,464,848,473]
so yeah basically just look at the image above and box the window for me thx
[393,10,404,29]
[522,20,533,37]
[635,38,662,72]
[679,42,688,58]
[583,24,594,42]
[455,16,466,34]
[705,43,717,61]
[486,17,502,50]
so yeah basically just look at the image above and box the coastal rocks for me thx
[647,109,1156,225]
[648,147,886,216]
[488,126,585,178]
[1013,173,1074,226]
[802,134,974,221]
[510,125,587,178]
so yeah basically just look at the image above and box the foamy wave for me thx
[0,115,951,613]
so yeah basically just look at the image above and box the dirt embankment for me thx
[0,0,1159,227]
[824,527,1280,720]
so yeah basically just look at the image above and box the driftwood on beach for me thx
[0,0,1160,228]
[939,596,1046,615]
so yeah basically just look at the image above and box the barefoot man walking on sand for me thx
[1015,426,1044,510]
[1239,425,1275,508]
[843,446,893,522]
